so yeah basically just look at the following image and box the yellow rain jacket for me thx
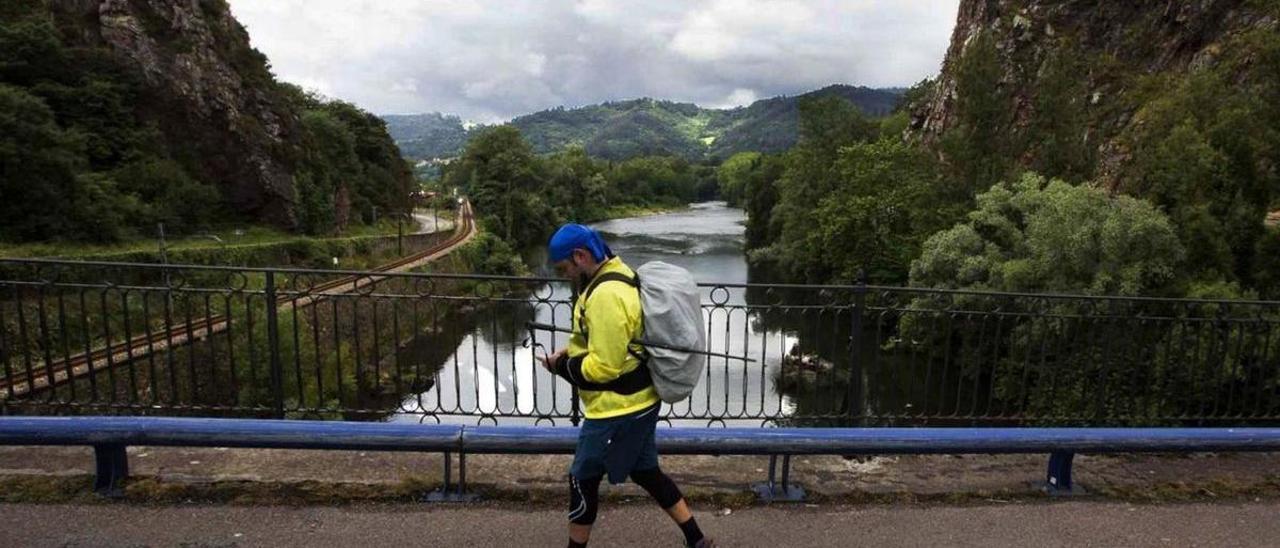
[561,257,659,419]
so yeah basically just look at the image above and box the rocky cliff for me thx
[47,0,300,225]
[912,0,1278,185]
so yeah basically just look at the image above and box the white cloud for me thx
[228,0,960,120]
[712,88,760,109]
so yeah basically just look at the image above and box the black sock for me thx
[568,540,587,548]
[679,516,704,545]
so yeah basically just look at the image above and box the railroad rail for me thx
[0,201,476,398]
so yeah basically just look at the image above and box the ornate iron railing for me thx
[1,258,1278,427]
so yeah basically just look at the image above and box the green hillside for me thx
[383,85,903,162]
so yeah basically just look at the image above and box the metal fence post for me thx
[264,270,285,419]
[847,272,867,425]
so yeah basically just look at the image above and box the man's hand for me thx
[540,348,567,374]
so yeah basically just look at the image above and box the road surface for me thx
[3,500,1277,547]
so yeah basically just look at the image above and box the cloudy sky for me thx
[228,1,960,122]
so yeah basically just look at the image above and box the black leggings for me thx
[568,467,684,525]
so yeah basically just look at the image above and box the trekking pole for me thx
[525,322,756,363]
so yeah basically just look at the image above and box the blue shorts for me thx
[570,404,661,484]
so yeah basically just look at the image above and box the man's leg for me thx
[630,467,707,546]
[568,474,602,547]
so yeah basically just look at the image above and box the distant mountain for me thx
[705,85,902,159]
[383,85,904,162]
[380,113,471,161]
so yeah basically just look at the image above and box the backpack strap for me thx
[563,269,650,393]
[576,271,640,342]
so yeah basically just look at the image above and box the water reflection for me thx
[388,202,813,426]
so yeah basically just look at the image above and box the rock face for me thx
[912,0,1277,184]
[50,0,300,226]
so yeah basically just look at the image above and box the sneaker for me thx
[688,539,715,548]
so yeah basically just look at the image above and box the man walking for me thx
[539,223,713,548]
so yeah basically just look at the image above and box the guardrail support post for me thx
[1044,451,1079,495]
[752,454,805,502]
[93,443,128,498]
[425,450,479,502]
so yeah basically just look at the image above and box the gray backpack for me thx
[581,262,706,402]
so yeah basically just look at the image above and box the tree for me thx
[716,152,760,207]
[0,84,86,241]
[294,109,360,234]
[903,173,1193,424]
[750,95,886,281]
[939,31,1016,196]
[910,173,1184,296]
[809,139,952,284]
[1026,46,1094,182]
[1118,44,1280,294]
[742,155,784,250]
[445,126,552,249]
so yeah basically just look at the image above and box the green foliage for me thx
[385,86,905,162]
[910,173,1184,295]
[444,126,555,249]
[716,152,760,207]
[899,174,1209,425]
[741,93,962,285]
[112,158,221,232]
[0,7,410,246]
[896,78,935,113]
[705,85,902,160]
[294,108,359,235]
[443,126,710,252]
[0,83,86,241]
[1026,47,1095,182]
[757,138,953,284]
[1254,228,1280,299]
[767,97,878,252]
[742,155,785,250]
[542,146,609,221]
[923,21,1279,298]
[604,156,702,206]
[1118,30,1280,295]
[456,232,525,276]
[381,113,470,160]
[939,31,1017,195]
[281,85,415,236]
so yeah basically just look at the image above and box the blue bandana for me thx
[548,224,612,263]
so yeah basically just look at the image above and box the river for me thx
[388,202,809,426]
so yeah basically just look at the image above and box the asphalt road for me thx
[3,500,1278,547]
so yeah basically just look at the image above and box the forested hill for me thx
[384,85,903,162]
[1,0,412,243]
[379,112,471,163]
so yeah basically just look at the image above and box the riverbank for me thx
[581,202,690,224]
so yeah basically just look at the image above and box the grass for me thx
[0,210,449,260]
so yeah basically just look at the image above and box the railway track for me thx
[0,201,476,399]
